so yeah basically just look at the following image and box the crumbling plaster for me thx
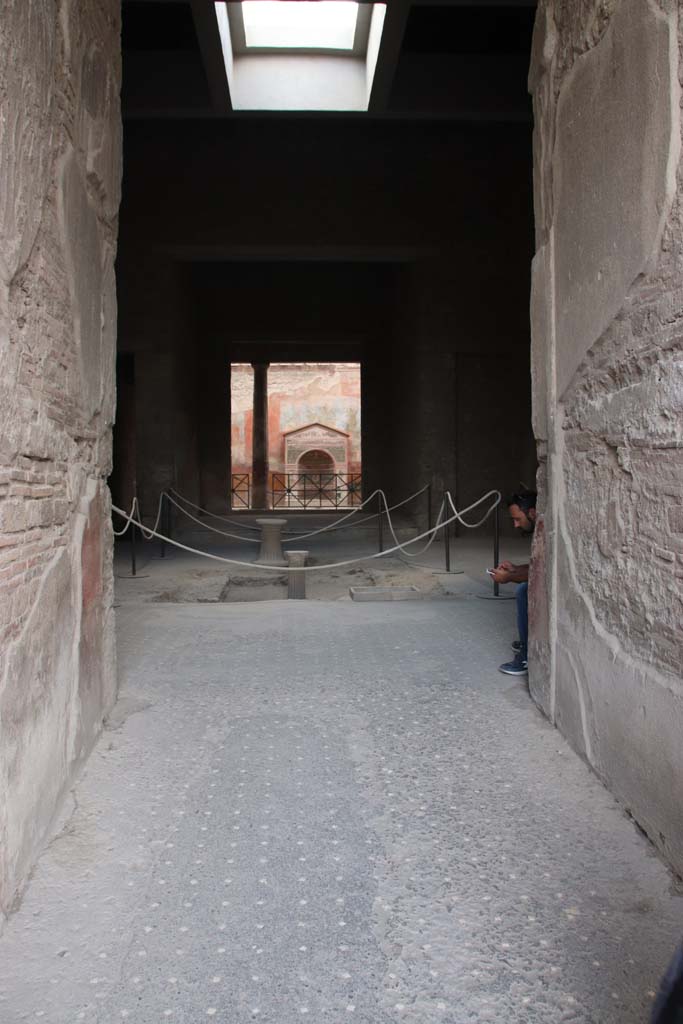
[529,0,683,873]
[0,0,121,919]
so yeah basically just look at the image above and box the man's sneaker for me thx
[511,640,523,653]
[499,654,528,676]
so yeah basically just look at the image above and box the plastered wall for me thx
[529,0,683,873]
[231,363,361,476]
[0,0,121,918]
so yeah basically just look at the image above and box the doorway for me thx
[230,361,361,509]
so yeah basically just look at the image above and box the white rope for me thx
[168,489,262,532]
[446,490,501,529]
[170,485,373,535]
[392,489,500,569]
[166,493,261,543]
[136,493,166,541]
[281,484,429,541]
[112,497,139,536]
[383,496,447,557]
[378,489,499,559]
[111,488,496,573]
[167,489,379,543]
[167,483,430,539]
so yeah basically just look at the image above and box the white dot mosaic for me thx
[0,599,679,1023]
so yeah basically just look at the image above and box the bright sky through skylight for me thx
[242,1,359,50]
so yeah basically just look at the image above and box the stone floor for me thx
[1,526,682,1023]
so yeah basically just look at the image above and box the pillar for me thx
[286,551,309,599]
[252,362,269,510]
[198,349,230,513]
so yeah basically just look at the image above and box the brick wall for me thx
[0,0,121,918]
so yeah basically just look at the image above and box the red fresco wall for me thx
[231,363,361,476]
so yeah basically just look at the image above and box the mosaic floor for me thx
[0,592,681,1023]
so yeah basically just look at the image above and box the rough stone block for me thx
[0,500,27,534]
[349,586,421,601]
[529,0,683,881]
[0,1,57,287]
[552,0,678,395]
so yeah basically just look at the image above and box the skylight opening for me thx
[241,1,359,51]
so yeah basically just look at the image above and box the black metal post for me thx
[130,517,137,577]
[493,500,500,597]
[445,519,451,573]
[378,492,384,553]
[160,493,167,558]
[166,493,173,554]
[427,482,433,532]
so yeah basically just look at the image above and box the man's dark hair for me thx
[507,490,537,514]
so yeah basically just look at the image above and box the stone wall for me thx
[529,0,683,873]
[0,0,121,918]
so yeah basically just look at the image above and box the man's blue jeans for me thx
[516,582,528,660]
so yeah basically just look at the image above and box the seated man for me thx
[490,490,537,676]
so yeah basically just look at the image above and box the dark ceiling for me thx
[122,2,198,50]
[121,0,536,120]
[401,5,536,55]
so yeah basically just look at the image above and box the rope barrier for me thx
[281,483,430,541]
[136,493,166,541]
[384,496,447,558]
[111,488,499,574]
[112,497,139,537]
[167,483,430,540]
[381,490,500,559]
[166,488,383,543]
[165,493,261,543]
[445,490,501,530]
[168,489,262,532]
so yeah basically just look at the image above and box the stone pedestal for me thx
[286,550,309,599]
[255,518,288,566]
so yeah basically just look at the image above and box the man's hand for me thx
[491,561,529,585]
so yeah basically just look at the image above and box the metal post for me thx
[445,519,451,573]
[493,500,500,597]
[427,482,433,532]
[378,492,384,553]
[130,517,137,577]
[160,493,167,558]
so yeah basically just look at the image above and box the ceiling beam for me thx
[367,0,412,113]
[190,0,232,114]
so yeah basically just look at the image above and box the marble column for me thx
[251,362,270,509]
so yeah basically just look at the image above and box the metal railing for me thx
[231,472,362,510]
[230,474,251,509]
[272,473,362,510]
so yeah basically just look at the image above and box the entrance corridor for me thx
[0,592,680,1023]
